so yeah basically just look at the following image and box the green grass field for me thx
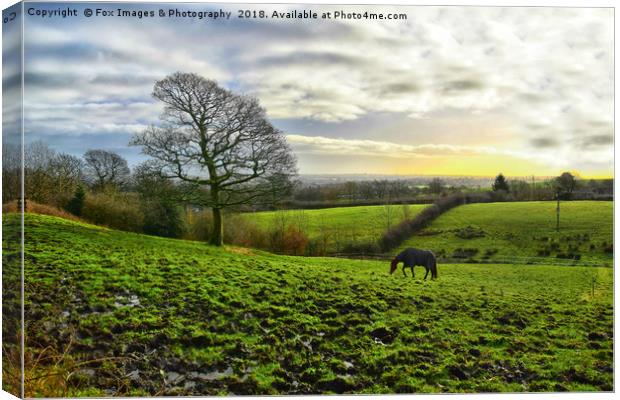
[239,204,426,252]
[398,201,613,266]
[5,213,613,396]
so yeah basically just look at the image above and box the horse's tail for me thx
[430,254,438,279]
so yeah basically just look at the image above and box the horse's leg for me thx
[402,265,407,277]
[424,267,429,280]
[411,266,414,278]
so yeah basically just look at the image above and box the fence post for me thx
[17,197,27,212]
[556,193,560,232]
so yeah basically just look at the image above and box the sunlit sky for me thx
[3,2,614,177]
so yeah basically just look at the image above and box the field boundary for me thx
[379,192,499,252]
[330,252,612,268]
[274,195,613,212]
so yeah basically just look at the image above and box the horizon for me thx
[295,173,613,185]
[296,172,611,180]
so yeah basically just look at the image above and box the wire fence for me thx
[329,252,613,268]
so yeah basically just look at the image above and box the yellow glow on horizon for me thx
[298,153,613,179]
[389,154,613,179]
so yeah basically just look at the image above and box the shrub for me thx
[482,248,499,259]
[488,190,514,202]
[141,199,184,238]
[262,210,310,255]
[81,190,144,233]
[281,225,309,255]
[224,215,268,248]
[309,232,331,256]
[267,223,309,255]
[183,209,213,242]
[65,185,85,216]
[306,238,327,256]
[537,248,551,257]
[452,248,479,259]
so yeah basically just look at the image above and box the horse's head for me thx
[390,258,398,275]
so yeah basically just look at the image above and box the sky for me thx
[3,1,614,177]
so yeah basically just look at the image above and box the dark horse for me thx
[390,248,438,279]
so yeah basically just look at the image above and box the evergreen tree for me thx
[66,185,85,216]
[492,173,510,192]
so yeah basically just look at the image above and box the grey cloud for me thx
[24,71,155,91]
[256,51,364,68]
[2,72,21,92]
[519,93,546,104]
[441,79,484,93]
[530,137,559,148]
[25,71,74,88]
[579,134,613,148]
[28,43,132,63]
[89,74,158,87]
[381,82,421,95]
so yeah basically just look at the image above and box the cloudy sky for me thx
[5,2,614,177]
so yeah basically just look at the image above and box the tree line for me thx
[289,173,611,208]
[2,142,182,236]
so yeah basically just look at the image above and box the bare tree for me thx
[49,153,84,196]
[401,204,412,220]
[383,202,395,230]
[130,72,297,246]
[374,180,390,200]
[343,181,358,203]
[428,178,445,195]
[358,181,375,200]
[83,149,130,190]
[389,180,407,199]
[2,143,21,203]
[25,140,55,171]
[24,141,56,203]
[4,142,83,205]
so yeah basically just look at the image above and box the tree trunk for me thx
[211,207,224,246]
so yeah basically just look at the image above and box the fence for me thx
[329,252,612,268]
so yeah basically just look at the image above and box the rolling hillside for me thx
[3,213,613,396]
[397,201,613,265]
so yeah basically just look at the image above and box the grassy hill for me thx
[239,204,426,252]
[4,213,613,396]
[397,201,613,266]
